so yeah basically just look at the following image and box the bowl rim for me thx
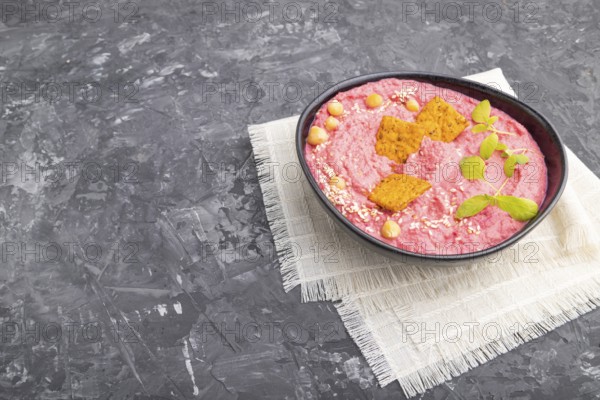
[295,71,569,261]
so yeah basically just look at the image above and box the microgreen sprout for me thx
[471,100,516,136]
[456,100,539,221]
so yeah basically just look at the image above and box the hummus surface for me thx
[304,78,548,255]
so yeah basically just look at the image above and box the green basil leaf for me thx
[472,100,491,124]
[471,123,489,133]
[460,156,486,180]
[504,155,517,177]
[496,142,508,151]
[456,195,492,219]
[495,195,539,221]
[480,133,499,160]
[514,154,529,164]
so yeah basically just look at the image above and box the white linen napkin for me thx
[248,69,600,397]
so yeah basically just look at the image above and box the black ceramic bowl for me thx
[296,72,568,262]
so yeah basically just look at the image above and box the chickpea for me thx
[330,176,346,190]
[327,100,344,116]
[406,98,420,112]
[324,116,340,131]
[381,220,401,239]
[365,93,383,108]
[307,126,329,146]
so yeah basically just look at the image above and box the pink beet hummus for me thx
[304,78,548,255]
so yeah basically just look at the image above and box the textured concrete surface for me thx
[0,0,599,398]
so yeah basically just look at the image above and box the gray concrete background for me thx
[0,0,599,398]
